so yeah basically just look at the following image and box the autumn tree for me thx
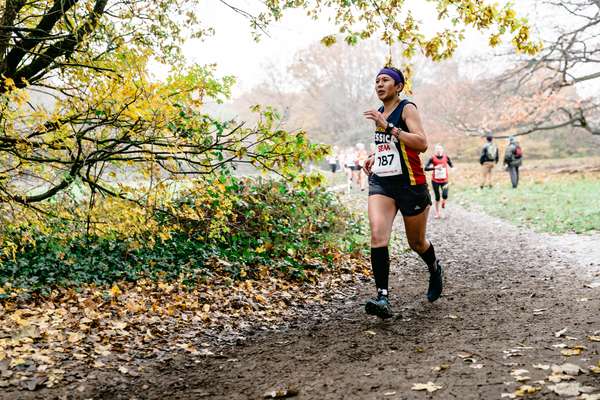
[0,0,540,238]
[0,1,328,214]
[486,0,600,137]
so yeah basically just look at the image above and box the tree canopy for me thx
[0,0,539,232]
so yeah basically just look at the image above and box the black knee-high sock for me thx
[418,241,437,273]
[370,246,389,294]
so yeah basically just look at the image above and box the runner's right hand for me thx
[363,156,374,175]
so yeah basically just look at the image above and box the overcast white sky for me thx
[179,0,512,94]
[167,0,598,99]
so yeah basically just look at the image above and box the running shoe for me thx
[427,260,443,302]
[365,293,393,319]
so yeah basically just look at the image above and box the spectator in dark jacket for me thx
[504,136,523,188]
[479,135,498,188]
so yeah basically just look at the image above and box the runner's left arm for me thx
[395,104,428,152]
[447,157,454,168]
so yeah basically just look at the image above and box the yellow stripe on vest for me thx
[400,141,416,185]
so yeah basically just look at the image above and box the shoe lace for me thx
[377,293,388,302]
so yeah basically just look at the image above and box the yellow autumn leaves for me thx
[309,0,540,60]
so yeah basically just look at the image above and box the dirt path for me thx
[10,204,600,399]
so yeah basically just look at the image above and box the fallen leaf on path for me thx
[446,314,458,319]
[551,363,583,376]
[561,346,586,356]
[514,385,541,396]
[263,387,299,398]
[364,330,376,336]
[110,284,121,297]
[547,374,575,383]
[383,391,396,396]
[511,369,529,376]
[580,394,600,400]
[12,324,40,340]
[67,332,85,344]
[588,336,600,342]
[411,382,442,393]
[555,327,568,338]
[584,282,600,289]
[456,352,472,359]
[503,348,526,358]
[511,369,530,382]
[548,382,597,396]
[470,364,484,369]
[431,364,450,372]
[532,364,550,370]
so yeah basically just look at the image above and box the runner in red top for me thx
[361,66,444,319]
[425,144,454,219]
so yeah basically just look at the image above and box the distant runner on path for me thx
[479,134,498,189]
[362,66,444,319]
[425,144,454,219]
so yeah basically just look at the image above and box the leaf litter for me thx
[0,258,369,391]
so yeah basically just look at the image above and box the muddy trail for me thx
[11,205,600,399]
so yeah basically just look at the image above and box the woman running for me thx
[356,143,369,191]
[425,144,454,219]
[343,147,357,191]
[363,67,443,319]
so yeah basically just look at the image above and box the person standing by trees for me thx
[327,146,340,173]
[343,147,358,191]
[504,136,523,188]
[425,144,454,219]
[362,67,443,319]
[479,135,499,188]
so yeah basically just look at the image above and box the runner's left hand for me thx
[363,110,387,130]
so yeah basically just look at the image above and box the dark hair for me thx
[383,66,405,96]
[486,135,493,142]
[386,66,405,85]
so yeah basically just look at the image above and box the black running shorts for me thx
[368,174,432,216]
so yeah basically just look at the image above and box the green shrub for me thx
[0,179,366,294]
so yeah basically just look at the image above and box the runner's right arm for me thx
[363,154,375,175]
[424,157,434,171]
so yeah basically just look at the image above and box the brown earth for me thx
[4,203,600,400]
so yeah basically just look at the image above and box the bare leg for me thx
[403,206,431,255]
[368,195,397,247]
[480,164,487,188]
[403,206,443,302]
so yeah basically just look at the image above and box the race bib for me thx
[435,166,447,180]
[372,140,402,177]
